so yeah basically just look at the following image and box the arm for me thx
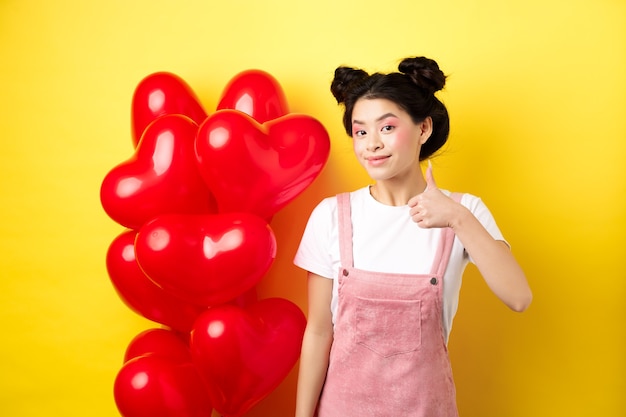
[444,204,531,312]
[295,272,334,417]
[408,165,532,312]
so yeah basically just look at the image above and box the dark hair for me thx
[330,56,449,161]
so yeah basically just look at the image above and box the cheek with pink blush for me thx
[388,126,413,149]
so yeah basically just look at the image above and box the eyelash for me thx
[353,125,395,137]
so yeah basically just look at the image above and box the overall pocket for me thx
[355,296,422,357]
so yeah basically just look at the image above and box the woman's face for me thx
[350,97,431,183]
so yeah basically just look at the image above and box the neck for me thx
[370,177,427,206]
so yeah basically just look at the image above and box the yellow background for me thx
[1,0,624,416]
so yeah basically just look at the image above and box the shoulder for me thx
[309,186,370,216]
[444,190,505,241]
[442,190,489,213]
[308,195,337,221]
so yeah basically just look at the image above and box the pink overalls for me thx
[317,192,461,417]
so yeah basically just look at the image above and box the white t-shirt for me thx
[293,186,506,343]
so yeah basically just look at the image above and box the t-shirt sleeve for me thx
[293,197,336,279]
[462,194,508,263]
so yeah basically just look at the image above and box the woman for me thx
[293,56,532,417]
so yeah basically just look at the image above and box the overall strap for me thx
[430,192,464,277]
[336,193,354,268]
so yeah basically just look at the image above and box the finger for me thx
[425,160,437,190]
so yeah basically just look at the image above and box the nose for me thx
[366,132,383,152]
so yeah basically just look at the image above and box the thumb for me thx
[425,160,438,190]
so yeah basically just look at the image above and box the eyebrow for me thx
[352,112,398,125]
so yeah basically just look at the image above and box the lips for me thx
[365,155,390,165]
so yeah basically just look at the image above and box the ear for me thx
[418,117,433,145]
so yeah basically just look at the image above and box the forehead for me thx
[352,98,409,123]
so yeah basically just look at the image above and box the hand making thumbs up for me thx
[408,161,459,229]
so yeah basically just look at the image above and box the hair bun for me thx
[330,66,369,104]
[398,57,446,95]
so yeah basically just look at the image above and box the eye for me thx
[381,125,395,133]
[352,129,366,138]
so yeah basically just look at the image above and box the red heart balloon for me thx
[195,109,330,219]
[217,69,289,123]
[223,286,259,310]
[107,230,207,333]
[114,355,212,417]
[190,298,306,417]
[135,212,276,306]
[101,114,216,230]
[131,72,207,147]
[124,328,192,363]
